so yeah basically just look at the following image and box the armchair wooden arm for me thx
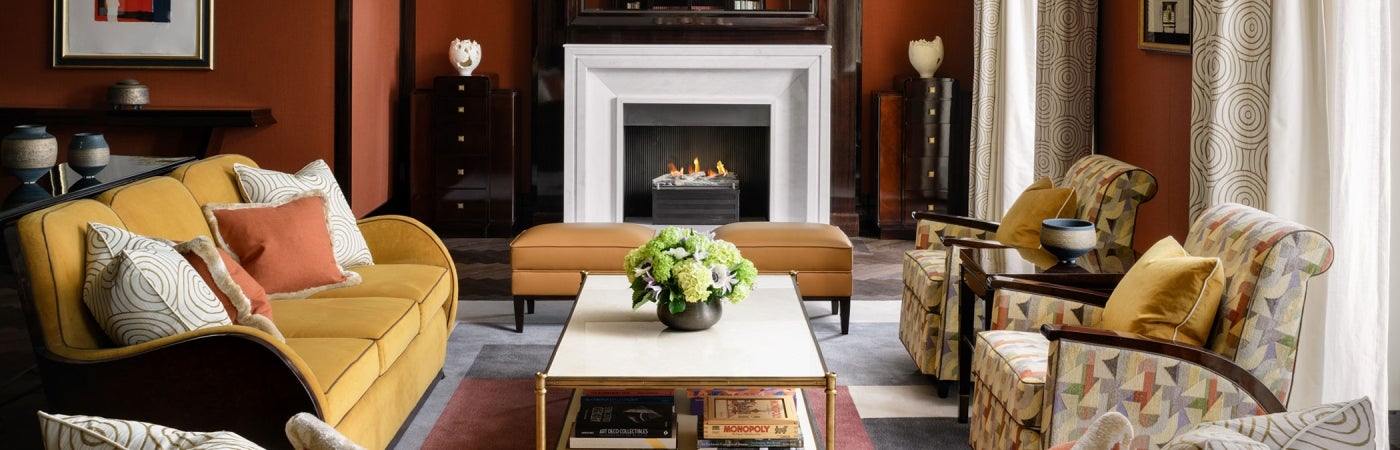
[941,237,1010,250]
[1040,324,1286,414]
[987,276,1111,309]
[910,211,1001,233]
[36,329,321,449]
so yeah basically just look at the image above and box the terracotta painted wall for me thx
[350,0,400,215]
[860,2,975,198]
[1096,1,1192,251]
[0,1,337,176]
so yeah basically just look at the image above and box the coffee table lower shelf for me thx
[550,387,825,450]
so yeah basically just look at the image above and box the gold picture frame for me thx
[54,0,214,69]
[1138,0,1191,54]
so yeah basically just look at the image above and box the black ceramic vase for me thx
[657,300,722,331]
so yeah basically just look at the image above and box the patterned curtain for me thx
[1034,0,1098,183]
[969,0,1097,219]
[1188,0,1273,220]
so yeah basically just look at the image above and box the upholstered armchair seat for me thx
[968,203,1335,450]
[898,155,1157,384]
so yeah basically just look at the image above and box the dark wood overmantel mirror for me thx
[568,0,826,30]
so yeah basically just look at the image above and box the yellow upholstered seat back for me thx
[16,200,125,352]
[168,154,258,205]
[96,177,212,242]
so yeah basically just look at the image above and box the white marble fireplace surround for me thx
[563,44,832,223]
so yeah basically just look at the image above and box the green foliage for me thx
[625,226,755,310]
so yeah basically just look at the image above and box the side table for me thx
[951,241,1129,423]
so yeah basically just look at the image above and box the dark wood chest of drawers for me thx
[874,76,969,239]
[430,76,517,237]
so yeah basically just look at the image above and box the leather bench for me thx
[712,222,854,334]
[509,223,655,332]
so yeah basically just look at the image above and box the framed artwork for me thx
[53,0,214,69]
[1138,0,1191,54]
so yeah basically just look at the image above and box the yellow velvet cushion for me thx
[1101,237,1225,347]
[995,177,1078,249]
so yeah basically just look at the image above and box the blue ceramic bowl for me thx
[1040,219,1095,266]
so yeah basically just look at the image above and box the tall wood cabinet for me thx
[874,76,969,239]
[429,75,517,237]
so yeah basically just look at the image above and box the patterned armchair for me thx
[898,155,1158,387]
[968,203,1335,450]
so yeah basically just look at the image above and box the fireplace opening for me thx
[622,103,770,224]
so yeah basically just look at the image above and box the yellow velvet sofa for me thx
[13,154,457,449]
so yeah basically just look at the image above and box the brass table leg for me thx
[535,372,547,450]
[826,372,838,449]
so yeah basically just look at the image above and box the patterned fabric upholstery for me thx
[969,203,1335,450]
[900,155,1156,382]
[990,288,1104,332]
[1164,397,1374,449]
[1164,425,1271,449]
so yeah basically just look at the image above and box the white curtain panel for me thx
[970,0,1038,220]
[1033,0,1097,183]
[1189,0,1273,220]
[1269,0,1392,443]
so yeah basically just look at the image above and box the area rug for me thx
[421,379,874,450]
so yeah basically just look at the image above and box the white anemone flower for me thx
[665,247,690,259]
[711,264,737,292]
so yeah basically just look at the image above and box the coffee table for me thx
[535,274,837,450]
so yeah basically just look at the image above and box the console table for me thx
[0,107,275,158]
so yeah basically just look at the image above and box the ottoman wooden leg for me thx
[839,297,851,335]
[513,297,527,333]
[527,299,536,314]
[830,300,840,315]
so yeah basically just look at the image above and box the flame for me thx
[667,162,681,177]
[692,158,701,174]
[716,161,727,175]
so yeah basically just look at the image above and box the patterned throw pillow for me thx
[204,191,361,299]
[1166,397,1376,449]
[83,223,232,346]
[38,411,264,450]
[176,236,285,342]
[234,161,374,268]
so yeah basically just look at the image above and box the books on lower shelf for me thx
[569,389,678,449]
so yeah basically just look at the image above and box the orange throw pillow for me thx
[176,236,283,342]
[203,191,361,300]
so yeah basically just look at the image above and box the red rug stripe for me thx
[422,379,872,449]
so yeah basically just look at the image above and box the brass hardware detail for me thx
[928,86,937,94]
[928,171,937,178]
[456,203,464,209]
[457,106,464,113]
[457,84,465,91]
[928,108,938,117]
[927,205,935,211]
[456,169,465,175]
[928,137,937,144]
[457,135,465,142]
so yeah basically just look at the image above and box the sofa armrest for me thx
[38,326,325,449]
[357,215,453,269]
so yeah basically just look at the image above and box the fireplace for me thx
[562,44,832,224]
[623,103,769,224]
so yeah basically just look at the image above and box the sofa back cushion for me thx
[97,177,211,242]
[169,154,259,205]
[16,200,125,350]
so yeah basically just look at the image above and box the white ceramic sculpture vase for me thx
[449,38,482,76]
[909,37,944,78]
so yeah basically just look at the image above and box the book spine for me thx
[695,437,803,447]
[702,423,801,439]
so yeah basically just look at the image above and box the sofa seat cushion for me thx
[903,249,948,310]
[282,337,379,426]
[272,297,419,375]
[312,264,452,328]
[974,330,1049,425]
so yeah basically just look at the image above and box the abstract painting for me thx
[55,0,212,69]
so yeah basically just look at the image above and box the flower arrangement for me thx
[624,227,758,314]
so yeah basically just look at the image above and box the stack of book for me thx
[694,389,804,450]
[569,389,678,449]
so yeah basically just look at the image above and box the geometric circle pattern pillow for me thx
[81,223,231,346]
[233,160,374,268]
[38,411,265,450]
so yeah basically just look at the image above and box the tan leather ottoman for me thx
[509,222,655,332]
[712,222,854,334]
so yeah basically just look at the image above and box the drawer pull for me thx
[928,137,937,144]
[457,106,465,113]
[457,135,465,142]
[456,203,465,209]
[928,108,938,117]
[927,205,935,211]
[457,84,465,91]
[928,86,937,95]
[456,169,465,175]
[928,171,937,178]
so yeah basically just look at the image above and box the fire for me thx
[716,161,727,175]
[662,158,732,178]
[692,158,701,174]
[667,162,681,177]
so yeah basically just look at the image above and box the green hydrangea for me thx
[622,247,646,282]
[706,240,742,266]
[682,233,711,261]
[727,282,751,304]
[673,259,713,303]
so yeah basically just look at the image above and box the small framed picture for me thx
[54,0,215,69]
[1138,0,1191,54]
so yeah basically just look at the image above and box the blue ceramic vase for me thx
[1040,218,1096,266]
[68,132,110,179]
[1,125,58,185]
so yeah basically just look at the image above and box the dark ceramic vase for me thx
[68,133,110,179]
[1,125,58,185]
[657,300,722,331]
[1040,218,1096,266]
